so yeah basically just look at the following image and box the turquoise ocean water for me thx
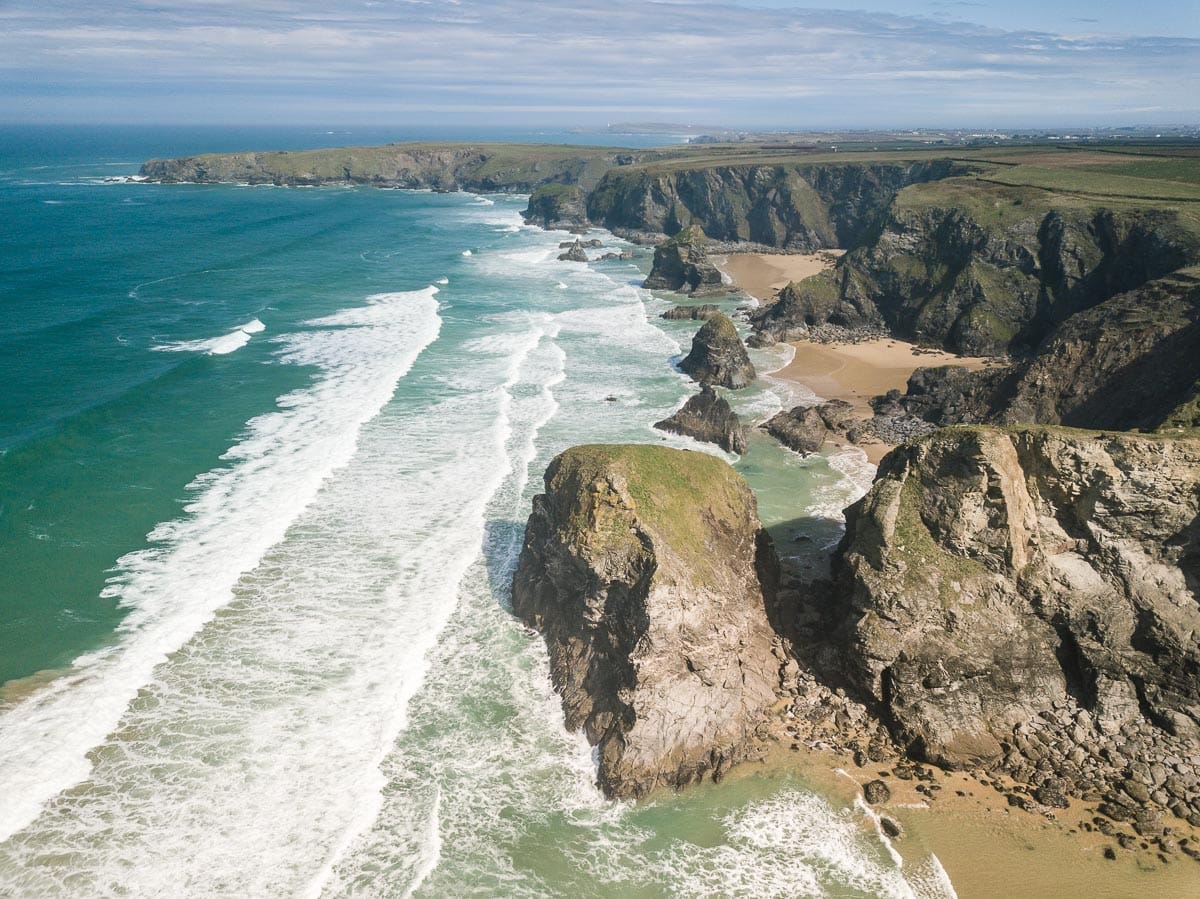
[0,126,954,897]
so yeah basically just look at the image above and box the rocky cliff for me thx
[523,183,588,229]
[895,267,1200,432]
[831,426,1200,824]
[751,180,1200,356]
[510,445,782,798]
[586,160,965,248]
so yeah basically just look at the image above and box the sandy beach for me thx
[718,251,993,463]
[776,338,992,462]
[717,250,843,301]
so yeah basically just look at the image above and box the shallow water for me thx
[0,127,948,897]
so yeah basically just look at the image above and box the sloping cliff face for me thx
[140,144,619,192]
[752,181,1200,355]
[586,160,965,248]
[897,268,1200,432]
[832,426,1200,817]
[510,445,782,798]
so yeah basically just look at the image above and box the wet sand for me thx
[764,744,1200,899]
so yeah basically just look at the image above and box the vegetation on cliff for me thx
[510,445,781,797]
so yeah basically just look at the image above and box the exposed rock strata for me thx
[830,425,1200,822]
[510,445,782,798]
[653,385,748,454]
[588,160,966,248]
[678,313,756,389]
[642,226,725,294]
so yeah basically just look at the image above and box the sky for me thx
[0,0,1197,128]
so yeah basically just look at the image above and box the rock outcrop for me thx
[831,426,1200,819]
[524,184,588,229]
[557,239,590,262]
[653,385,748,454]
[891,268,1200,432]
[678,313,756,389]
[642,226,725,294]
[751,181,1200,356]
[661,304,721,321]
[511,445,782,798]
[763,400,858,454]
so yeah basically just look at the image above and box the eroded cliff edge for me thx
[510,444,783,798]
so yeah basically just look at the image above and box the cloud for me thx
[0,0,1196,126]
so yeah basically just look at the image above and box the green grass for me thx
[553,444,754,583]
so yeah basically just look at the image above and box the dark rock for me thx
[511,445,782,799]
[661,304,722,321]
[763,399,862,455]
[653,385,748,455]
[643,226,726,295]
[558,239,590,263]
[880,816,904,838]
[561,239,602,249]
[863,780,891,805]
[679,313,756,389]
[1104,846,1117,860]
[525,184,588,230]
[1035,779,1072,809]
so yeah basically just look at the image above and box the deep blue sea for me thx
[0,125,951,897]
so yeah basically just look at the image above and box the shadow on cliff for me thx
[481,518,529,612]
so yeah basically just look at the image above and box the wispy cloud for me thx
[0,0,1196,126]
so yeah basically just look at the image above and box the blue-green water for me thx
[0,127,950,897]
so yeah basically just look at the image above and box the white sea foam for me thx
[461,249,473,256]
[436,277,449,285]
[0,287,442,848]
[152,318,266,355]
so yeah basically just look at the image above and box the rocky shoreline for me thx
[510,223,1200,875]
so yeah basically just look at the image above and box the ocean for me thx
[0,126,952,897]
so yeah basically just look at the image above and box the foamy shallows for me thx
[0,188,934,897]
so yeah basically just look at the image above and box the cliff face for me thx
[510,445,781,798]
[522,183,588,229]
[752,181,1200,356]
[898,268,1200,432]
[587,160,965,248]
[832,427,1200,817]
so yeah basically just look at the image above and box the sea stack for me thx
[679,312,757,389]
[653,385,748,454]
[511,445,782,798]
[642,225,725,295]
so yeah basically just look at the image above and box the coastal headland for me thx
[141,138,1200,891]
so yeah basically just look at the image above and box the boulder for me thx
[864,779,891,805]
[653,385,748,454]
[511,445,782,798]
[679,313,756,389]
